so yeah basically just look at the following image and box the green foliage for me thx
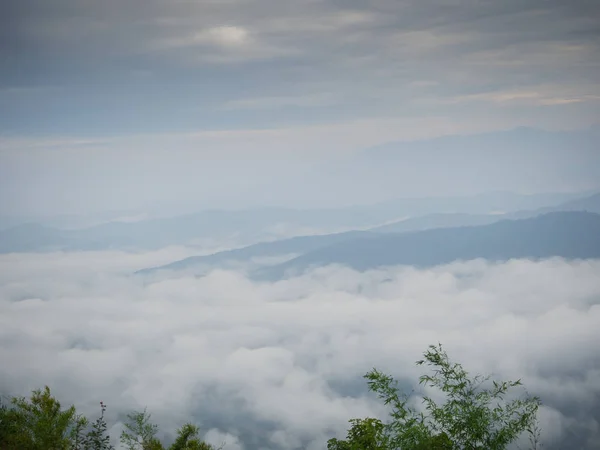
[120,409,161,450]
[0,386,85,450]
[80,402,114,450]
[525,418,543,450]
[414,431,454,450]
[119,409,216,450]
[329,344,541,450]
[170,423,215,450]
[416,344,541,449]
[328,418,387,450]
[0,387,215,450]
[0,395,18,448]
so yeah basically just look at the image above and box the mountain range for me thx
[256,211,600,280]
[1,191,594,254]
[139,194,600,279]
[372,192,600,233]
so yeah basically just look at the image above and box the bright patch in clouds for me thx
[200,26,250,47]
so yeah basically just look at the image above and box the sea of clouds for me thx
[1,249,599,449]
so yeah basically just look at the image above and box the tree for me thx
[329,344,541,450]
[328,418,387,450]
[0,395,18,448]
[170,423,215,450]
[0,386,86,450]
[120,409,161,450]
[120,410,216,450]
[1,387,216,450]
[79,402,114,450]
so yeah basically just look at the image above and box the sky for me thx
[1,250,599,449]
[1,0,599,215]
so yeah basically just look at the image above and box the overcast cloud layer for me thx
[2,0,599,136]
[1,0,599,216]
[1,250,599,449]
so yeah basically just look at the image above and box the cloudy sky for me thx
[2,4,600,448]
[1,0,599,215]
[1,250,599,449]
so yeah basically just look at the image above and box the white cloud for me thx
[161,26,251,49]
[205,26,250,47]
[151,22,298,64]
[445,85,600,107]
[1,252,600,448]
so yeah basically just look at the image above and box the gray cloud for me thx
[1,0,598,136]
[2,0,598,217]
[1,250,599,449]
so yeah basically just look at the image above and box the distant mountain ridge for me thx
[373,192,600,233]
[257,211,600,280]
[140,210,600,278]
[1,191,591,254]
[136,230,371,275]
[138,193,600,275]
[371,213,501,233]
